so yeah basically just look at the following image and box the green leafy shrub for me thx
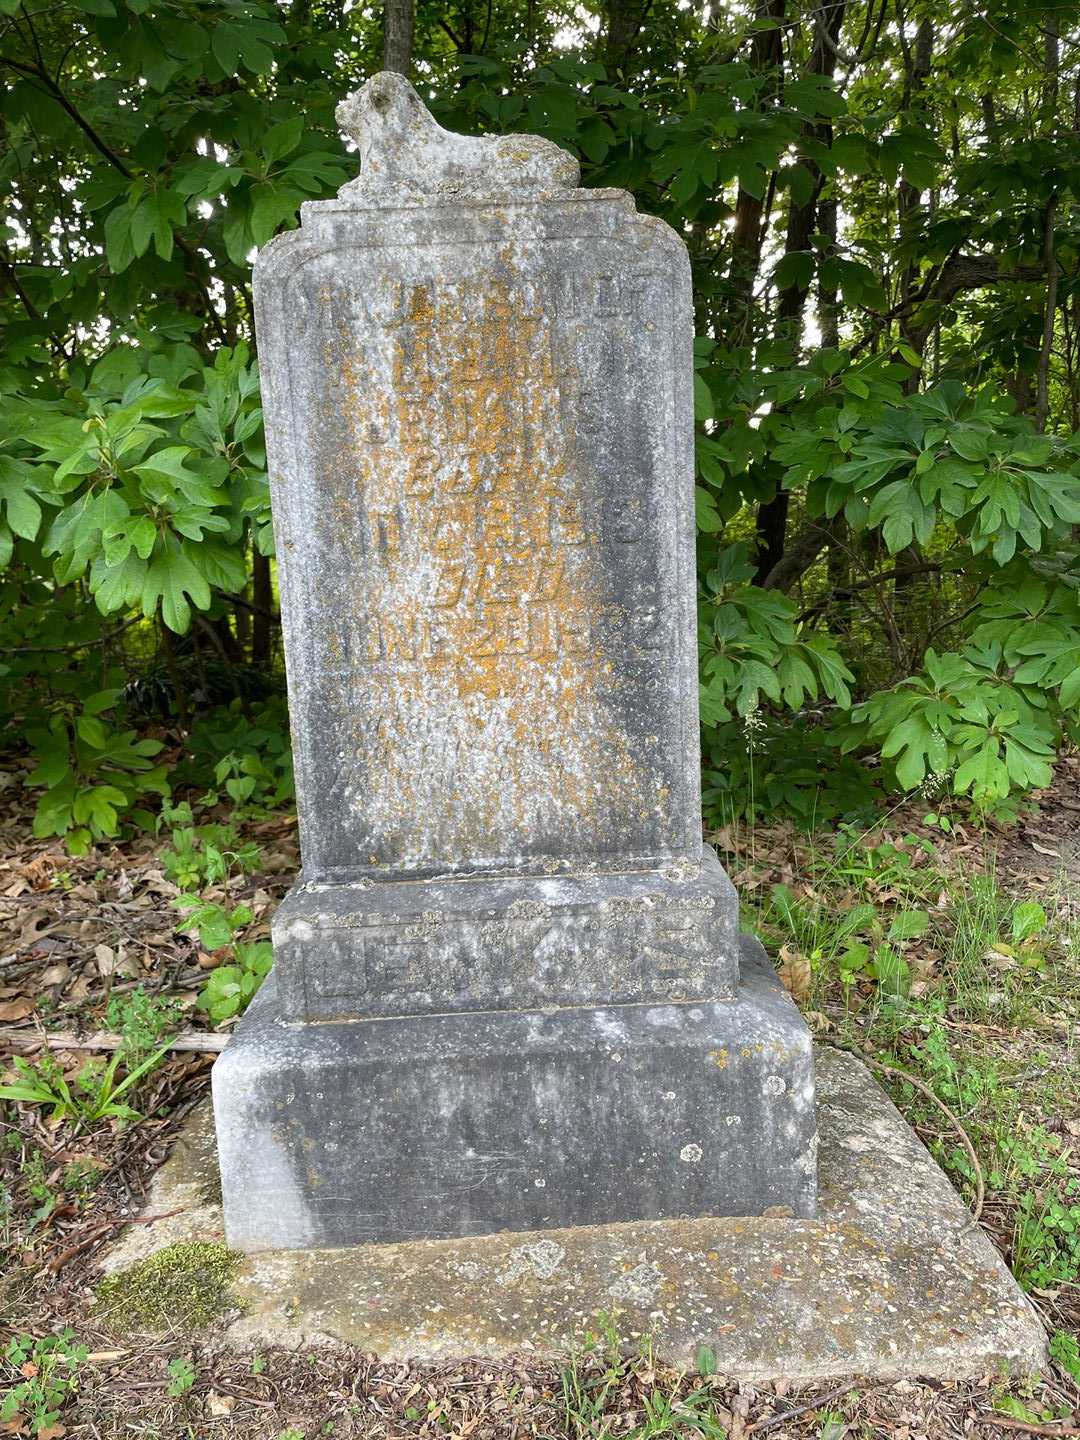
[179,698,294,811]
[25,688,168,855]
[9,345,265,634]
[173,897,253,952]
[698,544,854,725]
[2,0,1079,834]
[702,717,882,827]
[161,822,261,892]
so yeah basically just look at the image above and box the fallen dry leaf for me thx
[777,944,811,1003]
[0,998,33,1021]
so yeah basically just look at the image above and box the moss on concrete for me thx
[95,1241,241,1334]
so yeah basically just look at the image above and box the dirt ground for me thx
[2,759,1080,1437]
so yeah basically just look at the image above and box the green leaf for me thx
[263,117,304,166]
[140,541,212,632]
[249,185,299,247]
[693,373,714,424]
[888,909,929,941]
[103,205,136,273]
[774,251,815,292]
[871,947,911,999]
[1011,902,1046,943]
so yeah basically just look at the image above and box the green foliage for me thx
[840,646,1058,808]
[703,718,881,827]
[5,345,264,632]
[1,0,1079,830]
[166,1356,197,1398]
[197,941,273,1023]
[699,545,854,724]
[180,699,294,811]
[161,822,261,892]
[1050,1330,1080,1384]
[104,986,183,1064]
[0,1330,88,1435]
[1013,1189,1080,1291]
[0,1044,169,1130]
[558,1323,728,1440]
[26,689,168,855]
[173,897,252,952]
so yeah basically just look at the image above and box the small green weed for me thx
[161,823,261,893]
[1012,1187,1080,1290]
[62,1157,103,1195]
[173,896,252,952]
[180,698,295,813]
[557,1319,728,1439]
[166,1356,197,1397]
[197,940,273,1022]
[105,986,183,1064]
[0,1044,169,1130]
[1050,1329,1080,1383]
[0,1329,87,1435]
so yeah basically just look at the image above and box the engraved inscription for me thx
[284,246,689,874]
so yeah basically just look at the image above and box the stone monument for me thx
[212,72,818,1252]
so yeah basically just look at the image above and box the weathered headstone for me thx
[212,73,817,1252]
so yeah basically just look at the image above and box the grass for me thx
[733,803,1080,1357]
[554,1319,730,1438]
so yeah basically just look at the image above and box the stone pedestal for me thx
[212,71,818,1252]
[213,937,814,1252]
[269,846,740,1023]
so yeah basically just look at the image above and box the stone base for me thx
[270,846,740,1023]
[104,1048,1046,1380]
[211,938,816,1252]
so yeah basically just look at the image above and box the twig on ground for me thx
[46,1209,187,1273]
[982,1419,1080,1436]
[746,1379,865,1433]
[0,1027,227,1055]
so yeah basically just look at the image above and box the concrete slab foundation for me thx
[100,1047,1046,1380]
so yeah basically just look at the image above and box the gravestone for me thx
[212,73,818,1252]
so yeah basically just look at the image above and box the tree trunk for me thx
[600,0,651,75]
[817,194,840,347]
[754,0,845,584]
[726,0,786,346]
[1034,18,1060,431]
[383,0,414,75]
[252,551,273,667]
[895,16,934,379]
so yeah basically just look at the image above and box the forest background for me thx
[1,0,1079,848]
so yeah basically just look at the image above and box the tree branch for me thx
[1035,194,1059,431]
